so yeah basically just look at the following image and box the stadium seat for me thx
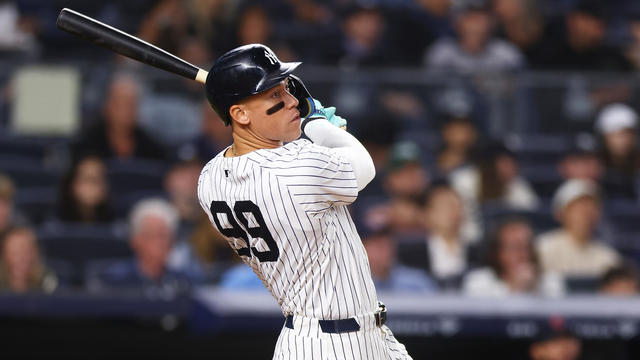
[0,155,62,188]
[481,202,558,235]
[37,222,131,286]
[0,135,49,158]
[111,189,167,219]
[106,158,166,194]
[14,186,57,224]
[565,276,600,294]
[603,199,640,232]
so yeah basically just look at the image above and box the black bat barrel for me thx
[56,8,199,81]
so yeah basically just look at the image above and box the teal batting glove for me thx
[309,99,347,129]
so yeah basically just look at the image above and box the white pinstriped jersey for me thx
[197,139,379,319]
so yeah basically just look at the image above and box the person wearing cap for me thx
[535,179,620,278]
[595,103,640,199]
[424,0,524,74]
[381,141,431,233]
[531,0,631,71]
[384,141,430,199]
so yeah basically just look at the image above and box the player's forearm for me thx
[303,119,375,191]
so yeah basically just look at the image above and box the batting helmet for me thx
[205,44,301,125]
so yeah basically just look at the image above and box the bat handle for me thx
[195,69,208,84]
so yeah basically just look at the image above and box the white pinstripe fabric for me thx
[198,139,411,359]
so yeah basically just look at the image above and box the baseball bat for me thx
[55,8,209,84]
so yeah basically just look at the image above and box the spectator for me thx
[424,0,524,74]
[451,141,538,241]
[436,117,480,176]
[164,160,202,236]
[361,141,430,234]
[329,4,390,68]
[558,142,603,182]
[137,0,189,55]
[384,141,430,199]
[363,228,438,293]
[398,183,478,289]
[413,0,454,37]
[178,99,233,162]
[0,226,57,293]
[189,214,241,271]
[383,0,454,66]
[599,264,639,296]
[163,161,208,280]
[56,155,115,224]
[72,74,167,161]
[531,0,631,71]
[595,103,640,199]
[492,0,545,63]
[451,141,538,207]
[0,0,38,53]
[626,11,640,71]
[473,143,538,209]
[231,3,297,62]
[0,174,18,233]
[536,179,620,278]
[529,318,581,360]
[463,218,565,297]
[138,38,212,147]
[87,198,199,296]
[187,0,234,55]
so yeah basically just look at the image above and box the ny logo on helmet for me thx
[264,50,278,66]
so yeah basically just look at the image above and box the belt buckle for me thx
[376,301,387,327]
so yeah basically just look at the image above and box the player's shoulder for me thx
[248,139,332,164]
[199,147,227,175]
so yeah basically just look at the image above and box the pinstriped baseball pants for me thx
[273,313,412,360]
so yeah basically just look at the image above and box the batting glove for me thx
[308,99,347,129]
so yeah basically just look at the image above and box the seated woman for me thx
[463,218,565,297]
[56,155,115,223]
[0,226,58,293]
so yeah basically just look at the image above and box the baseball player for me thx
[197,44,412,359]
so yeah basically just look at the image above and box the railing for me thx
[2,59,640,139]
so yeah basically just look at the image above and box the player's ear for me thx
[229,104,250,125]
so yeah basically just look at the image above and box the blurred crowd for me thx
[0,0,639,315]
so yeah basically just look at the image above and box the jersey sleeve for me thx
[262,142,359,215]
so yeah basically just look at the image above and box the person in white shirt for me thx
[398,183,478,289]
[536,179,620,278]
[463,217,565,297]
[450,141,538,241]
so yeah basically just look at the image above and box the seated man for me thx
[536,179,620,278]
[87,198,200,297]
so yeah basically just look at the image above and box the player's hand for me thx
[309,99,347,129]
[288,75,347,130]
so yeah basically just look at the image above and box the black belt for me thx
[285,302,387,334]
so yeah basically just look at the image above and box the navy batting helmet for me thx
[205,44,301,125]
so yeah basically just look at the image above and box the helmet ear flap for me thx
[288,75,313,118]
